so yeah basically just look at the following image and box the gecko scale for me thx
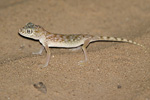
[19,22,144,67]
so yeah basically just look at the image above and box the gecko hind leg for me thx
[82,39,91,61]
[78,39,91,66]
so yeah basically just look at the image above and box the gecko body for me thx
[19,22,144,67]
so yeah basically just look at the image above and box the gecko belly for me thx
[47,41,84,48]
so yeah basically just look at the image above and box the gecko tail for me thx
[91,36,144,47]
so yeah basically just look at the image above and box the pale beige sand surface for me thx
[0,0,150,100]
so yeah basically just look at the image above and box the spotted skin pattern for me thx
[19,22,144,67]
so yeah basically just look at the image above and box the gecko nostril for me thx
[19,29,22,33]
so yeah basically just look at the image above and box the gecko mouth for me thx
[18,28,26,37]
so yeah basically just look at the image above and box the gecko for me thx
[19,22,144,67]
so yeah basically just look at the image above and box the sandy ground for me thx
[0,0,150,100]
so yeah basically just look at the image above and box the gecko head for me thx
[19,22,45,40]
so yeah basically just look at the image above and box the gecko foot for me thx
[37,64,48,68]
[36,60,49,68]
[78,60,88,66]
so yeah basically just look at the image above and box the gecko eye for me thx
[27,29,33,34]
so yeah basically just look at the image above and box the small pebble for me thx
[117,85,122,89]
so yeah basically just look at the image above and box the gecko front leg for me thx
[43,43,51,67]
[32,45,51,67]
[32,46,44,55]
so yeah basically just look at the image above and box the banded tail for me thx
[91,36,144,47]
